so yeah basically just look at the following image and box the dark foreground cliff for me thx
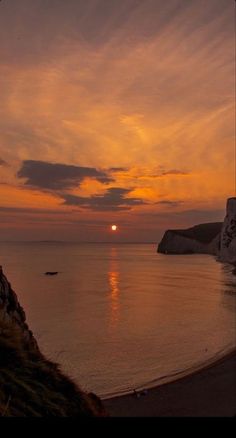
[0,267,106,417]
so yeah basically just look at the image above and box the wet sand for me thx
[103,351,236,417]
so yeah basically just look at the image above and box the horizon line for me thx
[0,240,158,244]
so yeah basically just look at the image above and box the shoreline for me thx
[103,349,236,417]
[101,345,236,400]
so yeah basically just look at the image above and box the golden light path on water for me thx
[108,247,120,329]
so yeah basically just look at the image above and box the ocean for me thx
[0,242,235,399]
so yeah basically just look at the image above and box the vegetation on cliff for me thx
[0,320,106,416]
[0,269,106,417]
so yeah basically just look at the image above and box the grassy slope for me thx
[0,321,106,417]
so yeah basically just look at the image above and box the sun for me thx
[111,225,117,231]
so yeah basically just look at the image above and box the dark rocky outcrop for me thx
[157,222,222,255]
[0,266,40,356]
[0,267,106,417]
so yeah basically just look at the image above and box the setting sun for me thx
[0,0,234,419]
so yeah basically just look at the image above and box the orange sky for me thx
[0,0,234,241]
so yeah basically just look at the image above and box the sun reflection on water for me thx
[108,247,120,328]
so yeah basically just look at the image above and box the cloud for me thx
[0,0,233,242]
[61,187,146,211]
[0,206,68,214]
[125,166,190,179]
[17,160,113,190]
[109,167,129,172]
[160,169,189,177]
[155,200,183,206]
[0,158,9,167]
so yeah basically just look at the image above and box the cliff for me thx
[219,197,236,264]
[158,198,236,264]
[157,222,222,255]
[0,267,106,417]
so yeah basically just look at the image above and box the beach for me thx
[104,350,236,417]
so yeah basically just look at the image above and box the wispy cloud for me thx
[155,200,183,207]
[109,167,129,173]
[0,206,67,214]
[0,0,234,239]
[159,170,189,177]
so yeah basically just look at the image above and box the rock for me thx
[0,266,39,354]
[219,197,236,264]
[157,223,222,255]
[44,271,58,275]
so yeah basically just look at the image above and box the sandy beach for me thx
[104,351,236,417]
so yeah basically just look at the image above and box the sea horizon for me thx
[0,240,159,244]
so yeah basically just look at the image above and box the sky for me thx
[0,0,235,242]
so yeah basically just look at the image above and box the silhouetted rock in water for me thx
[0,266,106,417]
[219,198,236,264]
[44,271,58,275]
[157,223,222,255]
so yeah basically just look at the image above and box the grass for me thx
[0,320,106,417]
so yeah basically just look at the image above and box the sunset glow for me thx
[0,1,235,418]
[0,0,234,242]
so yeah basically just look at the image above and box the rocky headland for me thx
[0,266,106,417]
[157,197,236,264]
[157,222,222,255]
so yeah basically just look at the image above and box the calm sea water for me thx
[0,242,235,398]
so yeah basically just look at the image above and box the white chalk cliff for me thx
[219,197,236,264]
[157,198,236,265]
[157,223,222,255]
